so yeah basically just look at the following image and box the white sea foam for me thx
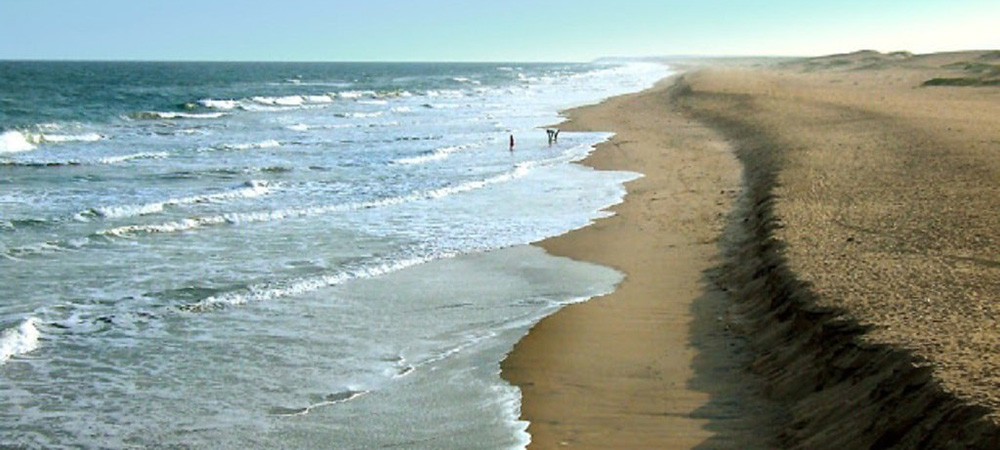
[96,152,168,165]
[98,163,537,237]
[396,151,449,165]
[452,77,481,85]
[39,132,105,143]
[252,96,305,107]
[420,103,461,110]
[198,99,239,110]
[0,317,41,364]
[0,129,98,153]
[98,218,218,236]
[238,103,296,112]
[309,124,358,130]
[285,122,356,132]
[0,130,38,153]
[196,90,415,113]
[373,90,413,99]
[336,112,383,119]
[337,91,370,99]
[390,106,412,113]
[393,143,479,165]
[132,111,227,120]
[305,95,334,103]
[87,180,275,219]
[218,140,281,151]
[269,390,370,417]
[188,253,454,310]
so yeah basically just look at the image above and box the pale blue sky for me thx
[1,0,997,61]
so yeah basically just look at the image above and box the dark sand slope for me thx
[672,51,1000,448]
[502,79,779,449]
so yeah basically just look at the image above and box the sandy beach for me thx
[501,76,778,449]
[504,51,1000,449]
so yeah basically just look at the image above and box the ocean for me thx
[0,61,669,448]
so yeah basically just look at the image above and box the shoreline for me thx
[502,74,776,449]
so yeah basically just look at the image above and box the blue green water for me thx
[0,61,668,448]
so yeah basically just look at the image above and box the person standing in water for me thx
[546,128,561,145]
[509,134,514,152]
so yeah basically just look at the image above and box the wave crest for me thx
[96,161,539,238]
[0,317,41,364]
[183,253,451,311]
[216,140,281,151]
[1,130,37,153]
[127,111,227,120]
[393,143,480,165]
[1,129,110,155]
[86,180,276,219]
[97,152,169,165]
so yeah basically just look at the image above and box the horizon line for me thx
[0,54,812,65]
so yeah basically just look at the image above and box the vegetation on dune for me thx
[923,77,1000,87]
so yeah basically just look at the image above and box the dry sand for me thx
[672,51,1000,448]
[503,50,1000,449]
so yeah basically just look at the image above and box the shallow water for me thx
[0,61,669,448]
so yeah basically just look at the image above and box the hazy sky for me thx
[2,0,998,61]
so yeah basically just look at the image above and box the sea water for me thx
[0,61,669,448]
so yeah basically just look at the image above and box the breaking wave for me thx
[393,143,481,165]
[0,317,41,364]
[83,180,276,219]
[0,130,106,153]
[0,159,81,167]
[0,152,166,167]
[97,152,169,165]
[36,133,105,143]
[127,111,227,120]
[183,253,453,310]
[194,89,429,113]
[198,95,336,112]
[211,140,282,151]
[335,112,383,119]
[198,99,239,110]
[0,130,36,153]
[98,162,539,237]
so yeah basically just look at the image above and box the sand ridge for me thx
[670,51,1000,447]
[676,53,1000,414]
